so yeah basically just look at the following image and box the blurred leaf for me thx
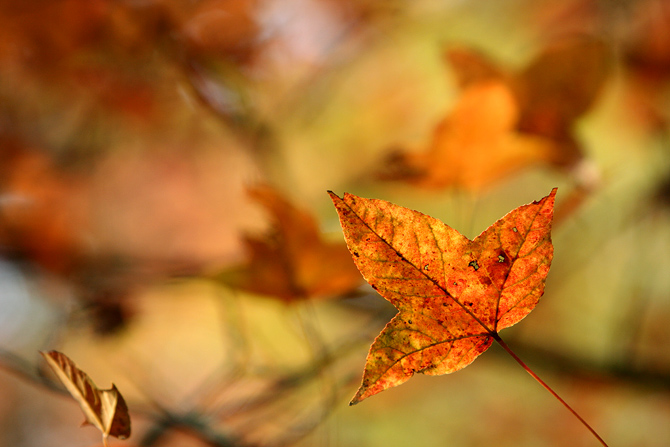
[624,0,670,77]
[181,0,261,65]
[40,350,131,446]
[444,46,504,89]
[379,38,609,190]
[380,80,557,190]
[622,0,670,129]
[0,1,108,68]
[220,185,362,301]
[0,144,89,275]
[513,38,610,167]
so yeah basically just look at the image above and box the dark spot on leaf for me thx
[469,260,479,271]
[408,320,413,324]
[353,251,360,257]
[371,284,378,291]
[478,276,492,286]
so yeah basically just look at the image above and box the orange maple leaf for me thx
[329,188,609,445]
[330,189,556,403]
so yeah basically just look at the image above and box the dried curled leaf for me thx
[40,351,131,445]
[329,189,555,404]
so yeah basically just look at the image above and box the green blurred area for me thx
[1,0,670,446]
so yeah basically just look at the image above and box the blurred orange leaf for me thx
[0,145,89,275]
[380,38,608,190]
[621,0,670,129]
[221,185,362,301]
[40,350,131,446]
[181,0,260,65]
[513,38,610,166]
[381,80,556,190]
[329,188,555,404]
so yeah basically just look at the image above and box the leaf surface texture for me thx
[329,189,555,403]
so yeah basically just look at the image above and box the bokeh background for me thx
[1,0,670,446]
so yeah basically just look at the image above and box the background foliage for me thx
[1,0,670,446]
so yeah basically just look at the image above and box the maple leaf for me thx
[220,185,362,301]
[329,189,609,445]
[329,189,556,403]
[40,350,131,447]
[380,38,609,190]
[381,80,556,190]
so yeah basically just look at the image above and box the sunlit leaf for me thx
[329,189,555,403]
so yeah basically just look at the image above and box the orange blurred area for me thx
[1,0,670,446]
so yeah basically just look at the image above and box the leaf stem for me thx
[493,334,608,447]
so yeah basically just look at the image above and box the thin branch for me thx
[493,334,608,447]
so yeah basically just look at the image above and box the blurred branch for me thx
[140,411,252,447]
[499,336,670,391]
[0,348,64,395]
[2,301,669,447]
[181,59,274,152]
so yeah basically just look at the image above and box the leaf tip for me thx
[533,187,557,211]
[349,385,373,406]
[39,350,59,367]
[546,187,558,211]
